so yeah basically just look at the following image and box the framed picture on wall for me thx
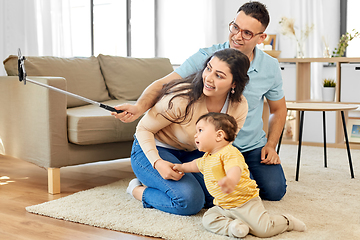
[263,34,277,50]
[347,118,360,143]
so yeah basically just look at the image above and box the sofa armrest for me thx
[0,76,68,168]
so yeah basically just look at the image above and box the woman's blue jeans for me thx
[130,138,214,216]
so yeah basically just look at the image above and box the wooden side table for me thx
[277,102,358,181]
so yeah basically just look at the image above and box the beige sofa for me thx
[0,54,173,194]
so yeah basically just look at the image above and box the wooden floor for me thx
[0,154,159,240]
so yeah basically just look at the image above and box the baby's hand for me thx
[172,164,184,175]
[218,177,236,194]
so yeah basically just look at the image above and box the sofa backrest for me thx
[97,54,173,100]
[3,54,174,107]
[3,55,110,108]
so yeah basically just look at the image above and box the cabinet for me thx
[340,63,360,103]
[275,57,360,149]
[279,63,296,101]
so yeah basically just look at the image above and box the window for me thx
[69,0,155,57]
[67,0,215,64]
[93,0,128,56]
[130,0,155,57]
[69,0,92,56]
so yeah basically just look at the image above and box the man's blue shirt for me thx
[175,42,284,152]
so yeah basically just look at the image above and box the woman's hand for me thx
[111,103,144,123]
[154,159,184,181]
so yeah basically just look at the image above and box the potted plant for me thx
[332,29,360,57]
[322,78,336,101]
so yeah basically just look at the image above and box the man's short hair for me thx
[238,1,270,29]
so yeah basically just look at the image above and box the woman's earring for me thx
[231,88,235,94]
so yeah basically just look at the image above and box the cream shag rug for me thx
[26,145,360,240]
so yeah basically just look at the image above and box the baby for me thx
[173,112,306,238]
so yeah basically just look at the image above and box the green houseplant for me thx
[322,78,336,101]
[322,78,336,87]
[332,29,360,57]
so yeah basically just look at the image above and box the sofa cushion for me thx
[67,99,140,145]
[3,55,110,108]
[98,54,173,100]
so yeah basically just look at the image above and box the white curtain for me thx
[0,0,72,76]
[295,0,326,100]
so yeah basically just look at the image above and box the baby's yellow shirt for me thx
[196,144,259,209]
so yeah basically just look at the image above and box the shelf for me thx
[278,57,360,63]
[264,57,360,149]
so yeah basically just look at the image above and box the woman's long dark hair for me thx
[158,48,250,124]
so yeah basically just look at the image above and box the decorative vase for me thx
[323,46,331,58]
[296,41,305,58]
[322,87,335,102]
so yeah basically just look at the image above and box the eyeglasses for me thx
[228,21,263,40]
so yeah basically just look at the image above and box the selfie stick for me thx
[17,49,123,114]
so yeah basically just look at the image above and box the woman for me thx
[117,48,250,216]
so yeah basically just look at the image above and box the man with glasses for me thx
[115,1,287,201]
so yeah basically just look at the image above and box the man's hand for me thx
[154,159,184,181]
[264,97,286,165]
[111,103,144,123]
[260,144,281,164]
